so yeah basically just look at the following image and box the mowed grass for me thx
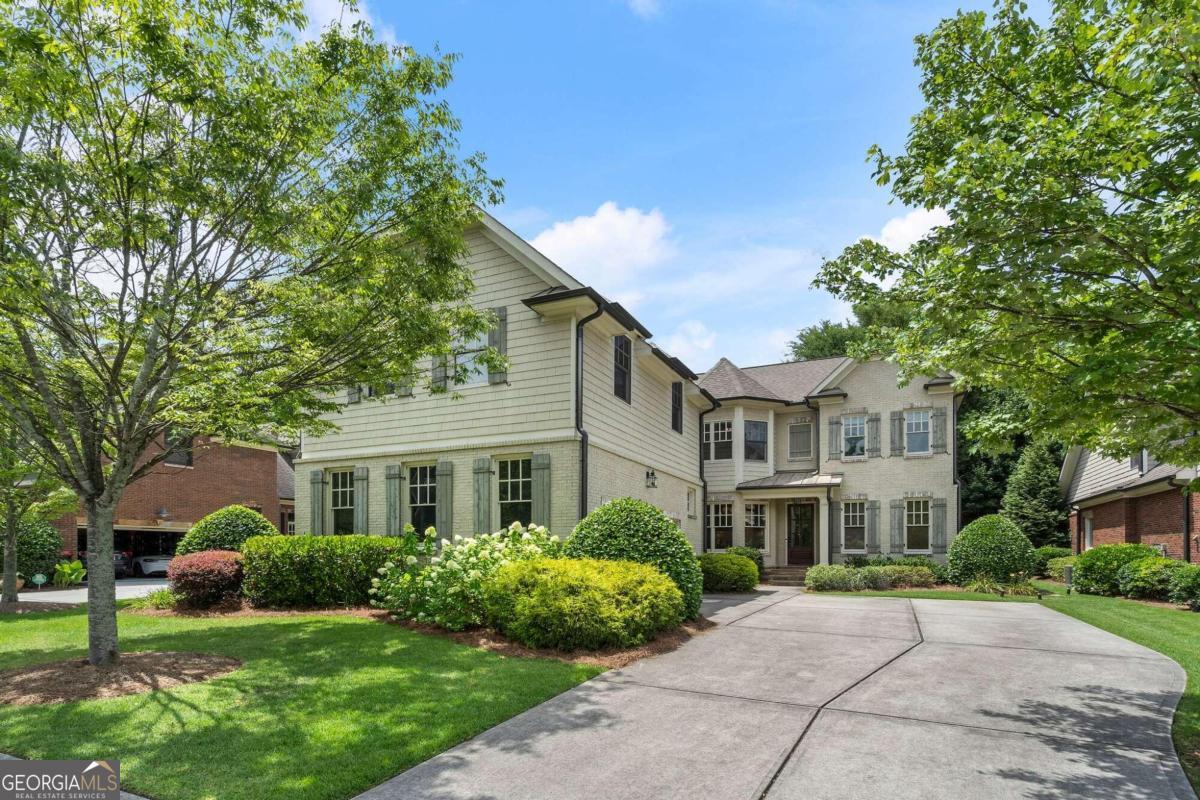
[0,608,602,800]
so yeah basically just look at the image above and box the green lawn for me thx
[0,607,602,800]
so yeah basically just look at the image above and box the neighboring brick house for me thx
[54,436,295,560]
[1059,447,1198,561]
[696,357,962,568]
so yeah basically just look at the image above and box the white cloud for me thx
[531,202,675,292]
[627,0,662,19]
[301,0,396,44]
[876,207,950,252]
[660,320,717,366]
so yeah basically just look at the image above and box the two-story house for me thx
[696,357,962,569]
[294,212,717,548]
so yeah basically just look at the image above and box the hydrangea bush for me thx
[372,522,563,631]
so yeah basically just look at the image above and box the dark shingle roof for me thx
[697,356,848,403]
[697,358,783,401]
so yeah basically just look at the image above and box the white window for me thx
[409,465,437,534]
[686,487,697,518]
[843,500,866,552]
[744,502,767,549]
[744,421,768,462]
[843,415,867,458]
[331,469,355,535]
[498,457,532,528]
[455,331,489,387]
[906,498,931,552]
[704,420,733,460]
[287,517,296,535]
[905,409,931,454]
[708,503,733,549]
[789,419,813,460]
[1084,516,1094,551]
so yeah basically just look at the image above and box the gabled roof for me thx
[697,358,784,402]
[697,356,848,404]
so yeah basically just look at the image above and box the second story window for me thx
[745,421,768,461]
[331,469,355,535]
[671,381,683,433]
[843,414,867,458]
[409,465,437,534]
[788,419,812,460]
[455,331,489,388]
[613,335,632,403]
[704,420,732,460]
[905,409,931,454]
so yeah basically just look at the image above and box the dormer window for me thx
[613,335,632,403]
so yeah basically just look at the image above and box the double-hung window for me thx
[843,500,866,552]
[498,457,532,527]
[843,415,867,458]
[744,421,768,461]
[744,503,766,549]
[455,331,489,387]
[789,419,813,460]
[905,498,931,552]
[705,420,733,460]
[671,381,683,433]
[905,410,931,455]
[613,335,632,403]
[409,465,437,534]
[708,503,733,549]
[331,469,355,535]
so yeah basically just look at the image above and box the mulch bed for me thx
[0,652,242,706]
[0,601,80,614]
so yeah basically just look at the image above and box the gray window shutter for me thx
[432,356,448,390]
[932,497,948,554]
[473,457,492,534]
[346,385,361,404]
[435,460,453,537]
[890,499,905,552]
[890,411,904,456]
[353,466,369,534]
[309,470,326,535]
[829,500,841,556]
[828,418,842,461]
[867,413,881,458]
[866,500,881,553]
[385,465,402,536]
[931,407,948,453]
[531,452,551,527]
[488,306,508,384]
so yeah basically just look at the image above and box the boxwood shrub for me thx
[804,564,857,591]
[484,557,684,650]
[176,505,279,555]
[566,498,703,618]
[168,550,244,608]
[946,515,1035,585]
[1,518,63,580]
[1073,543,1158,596]
[242,534,410,607]
[1046,556,1076,581]
[699,553,758,592]
[1117,556,1188,601]
[1169,564,1200,611]
[1032,546,1073,577]
[726,546,764,581]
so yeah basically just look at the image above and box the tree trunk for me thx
[85,500,119,666]
[1,505,17,605]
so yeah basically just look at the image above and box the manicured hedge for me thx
[242,535,409,607]
[946,514,1035,584]
[168,550,244,608]
[1032,546,1073,577]
[726,546,764,581]
[699,553,758,592]
[484,558,684,650]
[1046,556,1076,581]
[1170,564,1200,611]
[1073,543,1158,596]
[566,498,703,618]
[806,563,937,592]
[1,518,63,580]
[1117,556,1188,601]
[176,504,279,556]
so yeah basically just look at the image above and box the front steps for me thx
[764,566,808,587]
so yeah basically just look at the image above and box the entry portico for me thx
[735,472,843,566]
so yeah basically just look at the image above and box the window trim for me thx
[671,381,683,433]
[1083,515,1095,551]
[613,335,632,404]
[707,502,733,551]
[686,487,697,519]
[842,414,868,460]
[788,419,813,461]
[330,468,355,535]
[904,497,932,554]
[407,463,438,533]
[744,501,768,553]
[496,456,533,529]
[704,420,733,461]
[744,420,768,462]
[904,409,932,456]
[842,499,867,554]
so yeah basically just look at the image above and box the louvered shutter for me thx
[932,498,948,554]
[866,500,881,553]
[867,413,881,458]
[385,465,402,536]
[473,457,492,534]
[829,500,841,556]
[435,460,453,537]
[531,453,551,526]
[890,411,904,456]
[353,466,369,534]
[931,407,948,453]
[309,470,326,535]
[890,499,905,552]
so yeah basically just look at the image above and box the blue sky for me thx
[306,0,983,370]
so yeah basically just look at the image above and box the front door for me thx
[787,502,816,566]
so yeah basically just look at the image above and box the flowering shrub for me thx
[168,550,244,608]
[372,522,563,631]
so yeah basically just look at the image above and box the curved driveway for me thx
[359,588,1194,800]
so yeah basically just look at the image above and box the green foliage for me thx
[788,290,913,360]
[1117,557,1188,601]
[1001,441,1069,546]
[1003,575,1040,596]
[1046,556,1076,581]
[484,558,684,651]
[168,551,245,608]
[817,0,1200,473]
[1169,565,1200,611]
[1,518,63,580]
[52,559,85,587]
[699,554,758,592]
[965,574,1004,595]
[1032,546,1073,577]
[1073,544,1160,596]
[127,588,180,610]
[566,498,703,619]
[957,390,1026,524]
[855,566,892,590]
[372,523,561,631]
[725,546,764,581]
[242,535,414,608]
[176,505,279,556]
[947,515,1035,585]
[804,565,857,592]
[879,565,936,588]
[805,563,935,592]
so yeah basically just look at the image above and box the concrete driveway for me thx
[359,588,1194,800]
[17,578,168,604]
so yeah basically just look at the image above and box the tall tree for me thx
[957,389,1026,525]
[0,0,499,664]
[788,291,912,360]
[817,0,1200,475]
[1001,440,1069,547]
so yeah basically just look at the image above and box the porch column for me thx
[820,493,832,564]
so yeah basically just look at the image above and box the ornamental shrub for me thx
[1169,564,1200,611]
[879,565,936,588]
[1046,556,1076,581]
[855,565,892,590]
[373,522,562,631]
[176,505,279,555]
[242,534,415,607]
[566,498,703,618]
[804,564,856,591]
[946,515,1035,585]
[484,558,684,650]
[1073,543,1158,596]
[699,553,758,592]
[168,550,244,608]
[1032,546,1073,577]
[0,518,63,580]
[1117,556,1188,601]
[726,546,764,581]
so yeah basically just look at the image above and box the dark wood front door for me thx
[787,503,816,566]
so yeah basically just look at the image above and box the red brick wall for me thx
[1073,487,1198,562]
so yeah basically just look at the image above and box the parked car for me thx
[114,551,132,578]
[132,554,173,577]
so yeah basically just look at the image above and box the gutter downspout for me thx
[698,401,718,553]
[1172,478,1194,563]
[575,304,604,521]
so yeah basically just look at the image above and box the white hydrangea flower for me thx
[406,555,418,566]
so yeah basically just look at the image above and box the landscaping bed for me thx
[0,651,241,706]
